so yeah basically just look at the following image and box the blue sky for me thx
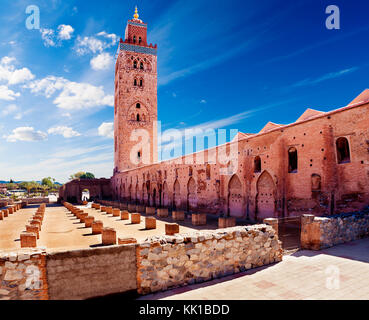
[0,0,368,183]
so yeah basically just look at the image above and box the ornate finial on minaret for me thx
[133,6,139,19]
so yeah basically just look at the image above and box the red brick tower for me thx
[114,7,158,173]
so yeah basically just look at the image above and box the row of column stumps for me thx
[20,203,45,248]
[0,202,23,220]
[63,202,138,246]
[94,200,239,231]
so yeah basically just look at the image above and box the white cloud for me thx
[74,31,119,56]
[5,127,47,142]
[48,126,81,138]
[98,122,114,139]
[53,81,113,110]
[40,25,74,47]
[0,56,35,85]
[0,85,20,100]
[200,99,207,104]
[1,104,19,116]
[40,28,56,47]
[90,52,113,70]
[25,76,68,98]
[74,36,105,55]
[57,24,74,40]
[25,76,113,110]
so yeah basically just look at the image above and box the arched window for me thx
[336,137,350,163]
[137,151,141,159]
[288,147,298,173]
[140,62,144,70]
[136,114,140,121]
[139,37,142,44]
[254,156,261,173]
[189,166,193,176]
[206,164,211,180]
[133,36,136,43]
[136,103,140,109]
[139,79,143,87]
[134,79,137,86]
[133,60,137,69]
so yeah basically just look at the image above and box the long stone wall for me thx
[137,225,283,294]
[301,209,369,250]
[46,245,137,300]
[0,249,48,300]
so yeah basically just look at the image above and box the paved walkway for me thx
[139,238,369,300]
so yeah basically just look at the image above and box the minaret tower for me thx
[114,7,158,173]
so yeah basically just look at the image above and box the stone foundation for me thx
[301,210,369,250]
[137,225,283,294]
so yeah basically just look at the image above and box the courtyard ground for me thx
[0,204,223,252]
[139,237,369,300]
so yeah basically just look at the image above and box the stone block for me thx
[20,232,37,248]
[79,212,88,223]
[192,213,207,226]
[172,211,185,221]
[92,221,103,234]
[218,217,236,228]
[145,217,156,230]
[121,210,129,220]
[157,208,169,218]
[112,208,121,217]
[106,207,113,214]
[131,213,141,224]
[26,225,39,239]
[165,223,179,235]
[128,204,136,212]
[102,227,116,245]
[3,209,8,217]
[136,205,145,213]
[118,238,137,245]
[145,207,156,215]
[85,216,95,228]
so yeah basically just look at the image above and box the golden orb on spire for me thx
[133,6,139,19]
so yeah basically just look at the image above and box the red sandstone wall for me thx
[112,102,369,220]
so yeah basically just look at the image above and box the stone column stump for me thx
[85,216,95,228]
[172,211,185,221]
[92,221,103,234]
[157,208,169,218]
[121,210,129,220]
[26,225,40,239]
[263,218,279,237]
[112,208,121,217]
[218,217,236,228]
[192,213,207,226]
[102,227,116,245]
[145,217,156,230]
[131,213,141,224]
[165,223,180,235]
[145,207,156,216]
[118,238,137,245]
[20,232,37,248]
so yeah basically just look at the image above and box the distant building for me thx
[0,184,7,194]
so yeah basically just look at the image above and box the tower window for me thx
[140,79,143,87]
[288,147,298,173]
[136,103,140,109]
[138,151,141,159]
[133,36,136,43]
[137,114,140,121]
[133,60,137,69]
[140,62,144,70]
[336,137,350,164]
[139,37,142,44]
[254,156,261,173]
[189,166,193,176]
[134,79,137,86]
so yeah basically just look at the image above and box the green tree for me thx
[41,177,53,189]
[80,172,95,179]
[69,171,85,180]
